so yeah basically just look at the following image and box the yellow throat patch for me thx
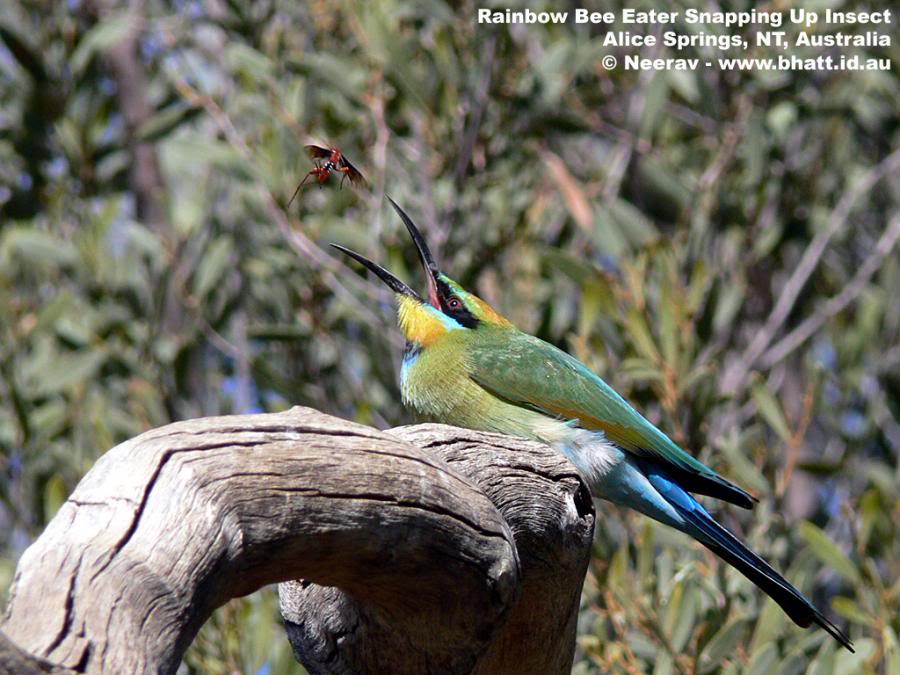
[397,295,457,346]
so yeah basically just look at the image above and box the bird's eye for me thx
[448,298,461,310]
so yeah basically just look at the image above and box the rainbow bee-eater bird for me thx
[332,198,853,652]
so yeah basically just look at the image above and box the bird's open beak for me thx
[331,197,443,309]
[330,244,423,300]
[386,197,442,309]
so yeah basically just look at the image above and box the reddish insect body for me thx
[288,145,367,206]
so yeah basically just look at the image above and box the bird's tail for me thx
[643,469,854,652]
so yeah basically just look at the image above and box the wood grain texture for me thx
[281,424,595,675]
[0,631,73,674]
[2,407,594,674]
[397,424,595,675]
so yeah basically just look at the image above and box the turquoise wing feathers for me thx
[465,328,754,508]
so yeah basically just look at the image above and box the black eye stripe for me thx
[434,279,479,328]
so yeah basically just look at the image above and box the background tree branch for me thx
[720,146,900,394]
[1,408,594,675]
[84,0,168,235]
[760,214,900,369]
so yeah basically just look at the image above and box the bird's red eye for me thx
[448,298,461,310]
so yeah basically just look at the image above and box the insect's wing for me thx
[339,156,367,187]
[305,145,331,159]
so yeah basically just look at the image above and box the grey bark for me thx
[281,424,595,675]
[0,631,73,675]
[1,407,594,674]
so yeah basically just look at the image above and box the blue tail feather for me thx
[643,468,854,652]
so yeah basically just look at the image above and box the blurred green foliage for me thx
[1,0,898,673]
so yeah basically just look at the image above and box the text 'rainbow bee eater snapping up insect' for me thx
[332,198,853,652]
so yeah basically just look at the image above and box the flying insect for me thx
[287,145,367,207]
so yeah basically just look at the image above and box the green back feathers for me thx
[464,328,754,508]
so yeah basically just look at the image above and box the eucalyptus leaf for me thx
[798,522,861,585]
[699,618,749,673]
[33,350,105,397]
[193,236,235,300]
[70,11,134,77]
[751,378,792,442]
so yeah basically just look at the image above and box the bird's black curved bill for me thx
[386,196,441,308]
[330,244,422,300]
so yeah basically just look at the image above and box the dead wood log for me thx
[281,424,595,675]
[1,407,594,674]
[0,631,73,675]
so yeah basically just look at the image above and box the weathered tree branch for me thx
[281,424,595,675]
[1,407,594,674]
[0,631,73,675]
